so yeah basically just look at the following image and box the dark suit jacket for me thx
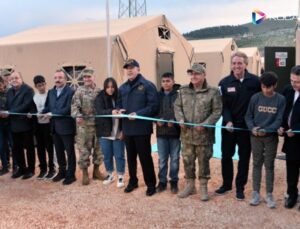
[281,85,300,160]
[6,83,35,133]
[43,85,76,135]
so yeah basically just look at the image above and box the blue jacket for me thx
[43,85,76,135]
[6,83,35,133]
[117,74,159,136]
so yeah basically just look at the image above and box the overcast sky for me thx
[0,0,298,37]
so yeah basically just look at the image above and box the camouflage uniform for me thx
[71,84,103,169]
[174,80,222,180]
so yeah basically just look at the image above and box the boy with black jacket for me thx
[156,72,181,194]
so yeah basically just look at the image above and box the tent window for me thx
[158,27,171,40]
[62,65,86,89]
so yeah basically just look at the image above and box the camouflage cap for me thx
[1,69,12,77]
[81,67,94,77]
[123,58,140,69]
[187,63,206,74]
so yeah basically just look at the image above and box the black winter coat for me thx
[156,84,181,138]
[6,83,35,133]
[95,90,121,137]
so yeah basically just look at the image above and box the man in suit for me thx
[278,65,300,210]
[6,71,36,179]
[42,69,76,185]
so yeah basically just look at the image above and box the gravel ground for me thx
[0,152,299,229]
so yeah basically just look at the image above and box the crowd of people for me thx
[0,51,299,210]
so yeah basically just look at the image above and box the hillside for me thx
[183,17,298,54]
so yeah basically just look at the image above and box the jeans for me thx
[100,138,125,175]
[0,125,8,169]
[157,137,181,183]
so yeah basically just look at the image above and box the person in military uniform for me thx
[71,68,105,185]
[174,63,222,201]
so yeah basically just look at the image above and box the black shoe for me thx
[170,181,178,194]
[62,176,76,185]
[215,186,232,195]
[124,183,138,193]
[22,172,35,180]
[45,170,56,180]
[11,169,25,179]
[285,196,297,209]
[53,172,65,182]
[37,171,47,180]
[0,168,9,176]
[156,182,167,193]
[236,191,245,201]
[146,187,156,196]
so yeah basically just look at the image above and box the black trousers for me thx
[35,123,54,172]
[221,129,251,191]
[124,135,156,188]
[286,159,300,199]
[53,134,76,178]
[12,130,35,173]
[284,136,300,199]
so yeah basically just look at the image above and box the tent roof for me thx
[0,15,164,45]
[239,47,259,57]
[189,38,234,53]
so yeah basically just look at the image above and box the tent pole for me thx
[106,0,111,78]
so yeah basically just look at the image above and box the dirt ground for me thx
[0,151,299,229]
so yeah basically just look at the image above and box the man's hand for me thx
[156,121,164,127]
[76,117,84,125]
[112,109,119,115]
[0,110,9,118]
[27,113,32,119]
[277,127,285,136]
[167,120,174,128]
[179,120,185,129]
[194,125,205,132]
[225,121,234,132]
[257,128,266,137]
[286,129,295,138]
[252,127,260,136]
[128,112,136,120]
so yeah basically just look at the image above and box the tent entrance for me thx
[156,50,174,87]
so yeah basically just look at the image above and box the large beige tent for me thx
[239,47,262,75]
[189,38,238,87]
[0,15,193,88]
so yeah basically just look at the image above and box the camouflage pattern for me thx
[174,80,222,145]
[0,89,8,125]
[181,144,213,180]
[71,84,103,169]
[76,125,103,169]
[71,84,100,125]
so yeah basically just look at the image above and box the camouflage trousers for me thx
[181,143,213,180]
[76,125,103,169]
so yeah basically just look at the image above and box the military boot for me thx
[177,179,196,198]
[200,179,209,201]
[82,168,89,185]
[92,164,105,180]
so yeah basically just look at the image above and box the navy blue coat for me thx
[43,86,76,135]
[117,74,159,136]
[6,83,35,133]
